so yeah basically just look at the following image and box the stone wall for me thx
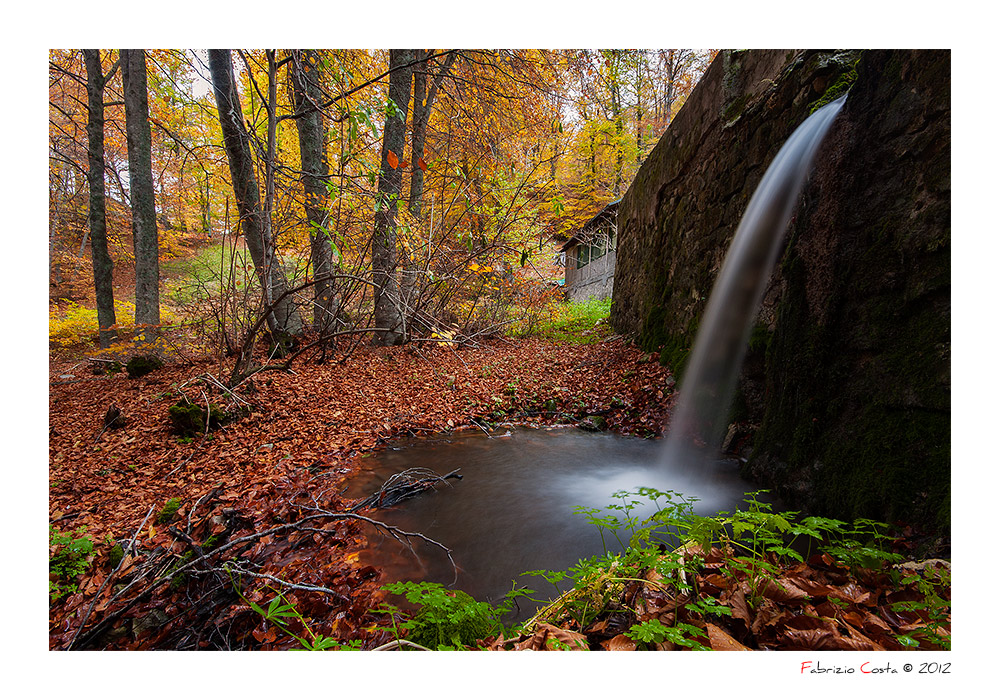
[610,50,950,533]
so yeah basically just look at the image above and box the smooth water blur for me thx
[661,96,847,474]
[346,427,757,616]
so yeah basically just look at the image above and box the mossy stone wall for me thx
[611,50,950,533]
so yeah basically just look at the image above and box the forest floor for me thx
[48,332,950,651]
[48,333,677,649]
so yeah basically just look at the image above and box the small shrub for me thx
[50,525,94,601]
[380,581,502,650]
[49,300,134,349]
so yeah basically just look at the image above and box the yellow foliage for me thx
[49,300,179,349]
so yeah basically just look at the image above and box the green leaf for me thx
[626,619,670,644]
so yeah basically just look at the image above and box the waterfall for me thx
[661,95,847,473]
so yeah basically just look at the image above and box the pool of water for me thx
[345,427,760,618]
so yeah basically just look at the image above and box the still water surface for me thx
[346,427,758,617]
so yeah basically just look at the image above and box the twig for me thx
[66,505,156,650]
[186,487,222,536]
[371,639,432,651]
[468,418,493,438]
[223,561,342,597]
[126,505,157,557]
[350,468,462,510]
[67,507,455,649]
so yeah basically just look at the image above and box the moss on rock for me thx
[108,543,124,569]
[613,49,950,535]
[578,415,608,432]
[156,497,182,525]
[126,355,163,379]
[168,398,228,437]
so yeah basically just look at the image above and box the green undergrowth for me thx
[159,242,230,280]
[233,487,949,651]
[369,489,948,651]
[375,581,521,650]
[229,573,364,650]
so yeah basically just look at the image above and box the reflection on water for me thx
[345,427,758,618]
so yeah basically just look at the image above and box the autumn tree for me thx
[653,49,715,130]
[372,49,415,346]
[408,50,457,220]
[122,49,161,342]
[83,50,119,348]
[545,49,715,239]
[208,49,304,340]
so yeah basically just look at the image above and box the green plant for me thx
[524,487,931,651]
[49,525,94,601]
[229,573,363,650]
[378,580,516,650]
[521,489,696,640]
[892,563,951,650]
[626,618,708,650]
[820,517,904,572]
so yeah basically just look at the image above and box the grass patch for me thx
[159,242,231,281]
[529,298,614,344]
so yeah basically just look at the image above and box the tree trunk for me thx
[84,49,118,348]
[199,167,211,234]
[609,66,624,197]
[121,49,160,342]
[635,52,645,163]
[372,48,415,346]
[208,49,303,339]
[263,51,279,314]
[289,49,339,333]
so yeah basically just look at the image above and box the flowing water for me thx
[661,96,846,473]
[346,97,845,617]
[346,427,758,616]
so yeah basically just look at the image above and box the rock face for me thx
[611,50,950,532]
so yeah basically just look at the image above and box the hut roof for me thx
[559,200,621,252]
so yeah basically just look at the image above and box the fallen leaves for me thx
[705,622,750,651]
[48,338,675,649]
[49,337,949,652]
